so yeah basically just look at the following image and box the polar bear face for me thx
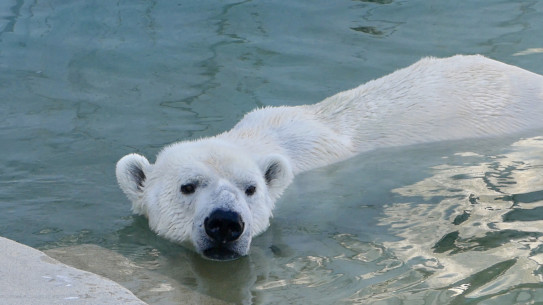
[116,139,293,260]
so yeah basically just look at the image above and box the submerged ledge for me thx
[44,244,231,305]
[0,236,148,305]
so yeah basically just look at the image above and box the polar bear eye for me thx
[245,185,256,196]
[180,183,196,195]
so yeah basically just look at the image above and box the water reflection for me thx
[349,0,401,38]
[353,0,394,4]
[0,0,23,36]
[350,26,385,36]
[369,136,543,303]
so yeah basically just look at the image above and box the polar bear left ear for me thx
[116,153,151,204]
[258,154,294,200]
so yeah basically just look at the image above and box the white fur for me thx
[116,55,543,259]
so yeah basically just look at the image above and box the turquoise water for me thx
[2,0,543,304]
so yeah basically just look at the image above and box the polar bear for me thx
[116,55,543,261]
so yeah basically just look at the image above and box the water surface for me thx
[1,0,543,304]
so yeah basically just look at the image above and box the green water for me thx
[1,0,543,304]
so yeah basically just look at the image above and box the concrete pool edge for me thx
[0,236,149,305]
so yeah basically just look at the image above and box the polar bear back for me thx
[311,55,543,152]
[220,55,543,174]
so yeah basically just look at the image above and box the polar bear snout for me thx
[191,185,254,261]
[204,209,245,244]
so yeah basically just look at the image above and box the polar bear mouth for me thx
[203,246,242,261]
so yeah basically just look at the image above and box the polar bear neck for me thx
[218,106,356,174]
[219,55,543,175]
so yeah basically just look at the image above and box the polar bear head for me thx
[116,138,293,260]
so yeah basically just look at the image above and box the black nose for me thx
[204,210,245,244]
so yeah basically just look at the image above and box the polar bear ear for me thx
[116,153,151,203]
[258,154,294,200]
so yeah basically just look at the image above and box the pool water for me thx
[1,0,543,304]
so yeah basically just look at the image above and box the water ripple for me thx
[374,136,543,303]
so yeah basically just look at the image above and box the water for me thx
[1,0,543,304]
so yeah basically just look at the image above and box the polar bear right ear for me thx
[116,153,151,203]
[258,154,294,200]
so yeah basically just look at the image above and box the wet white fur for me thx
[224,54,543,173]
[117,55,543,257]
